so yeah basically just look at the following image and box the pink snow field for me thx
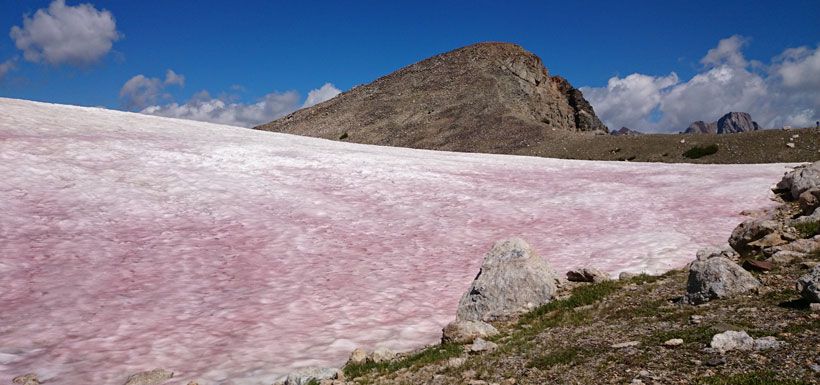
[0,98,792,384]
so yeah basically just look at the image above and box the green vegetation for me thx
[343,342,462,379]
[643,325,714,346]
[683,144,719,159]
[697,371,810,385]
[792,220,820,238]
[528,347,587,369]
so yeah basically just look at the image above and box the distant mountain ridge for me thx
[254,42,608,154]
[684,112,761,134]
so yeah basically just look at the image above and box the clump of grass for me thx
[697,371,810,385]
[683,144,719,159]
[643,325,714,346]
[343,342,462,379]
[520,280,620,324]
[792,220,820,238]
[527,347,586,369]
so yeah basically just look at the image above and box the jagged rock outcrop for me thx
[717,112,761,133]
[684,247,761,304]
[456,238,559,321]
[728,218,782,257]
[684,112,761,134]
[611,127,643,136]
[255,42,608,154]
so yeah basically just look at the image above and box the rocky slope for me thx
[684,112,761,134]
[255,42,608,154]
[281,162,820,385]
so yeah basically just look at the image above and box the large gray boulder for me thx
[728,218,781,256]
[456,238,559,322]
[776,161,820,200]
[797,266,820,303]
[685,248,762,304]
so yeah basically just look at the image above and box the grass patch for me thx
[683,144,719,159]
[520,280,620,323]
[697,371,810,385]
[527,347,587,369]
[643,325,714,346]
[343,342,462,379]
[792,220,820,238]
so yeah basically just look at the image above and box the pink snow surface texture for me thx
[0,98,789,384]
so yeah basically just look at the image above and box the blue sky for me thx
[0,0,818,130]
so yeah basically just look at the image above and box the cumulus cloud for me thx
[119,70,185,110]
[302,82,341,108]
[0,58,16,79]
[140,83,342,127]
[581,35,820,132]
[9,0,120,66]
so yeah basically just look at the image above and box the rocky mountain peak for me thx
[255,42,608,154]
[684,112,761,134]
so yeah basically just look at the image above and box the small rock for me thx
[811,364,820,373]
[619,272,638,280]
[796,266,820,303]
[611,341,640,349]
[123,369,174,385]
[446,357,466,368]
[347,348,367,365]
[753,336,786,351]
[705,357,726,366]
[810,303,820,312]
[663,338,684,347]
[801,261,819,270]
[369,346,396,363]
[742,259,773,272]
[690,315,704,324]
[442,320,499,343]
[798,187,820,214]
[710,330,754,353]
[769,250,805,264]
[680,139,686,144]
[12,374,40,385]
[786,142,795,148]
[468,338,498,353]
[566,267,610,283]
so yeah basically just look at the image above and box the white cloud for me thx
[302,82,341,108]
[164,69,185,87]
[140,83,342,128]
[119,70,185,110]
[581,36,820,132]
[9,0,120,66]
[0,58,16,79]
[580,73,678,129]
[701,35,749,68]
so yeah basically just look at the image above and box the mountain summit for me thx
[254,42,608,153]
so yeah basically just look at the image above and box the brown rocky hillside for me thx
[254,42,608,154]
